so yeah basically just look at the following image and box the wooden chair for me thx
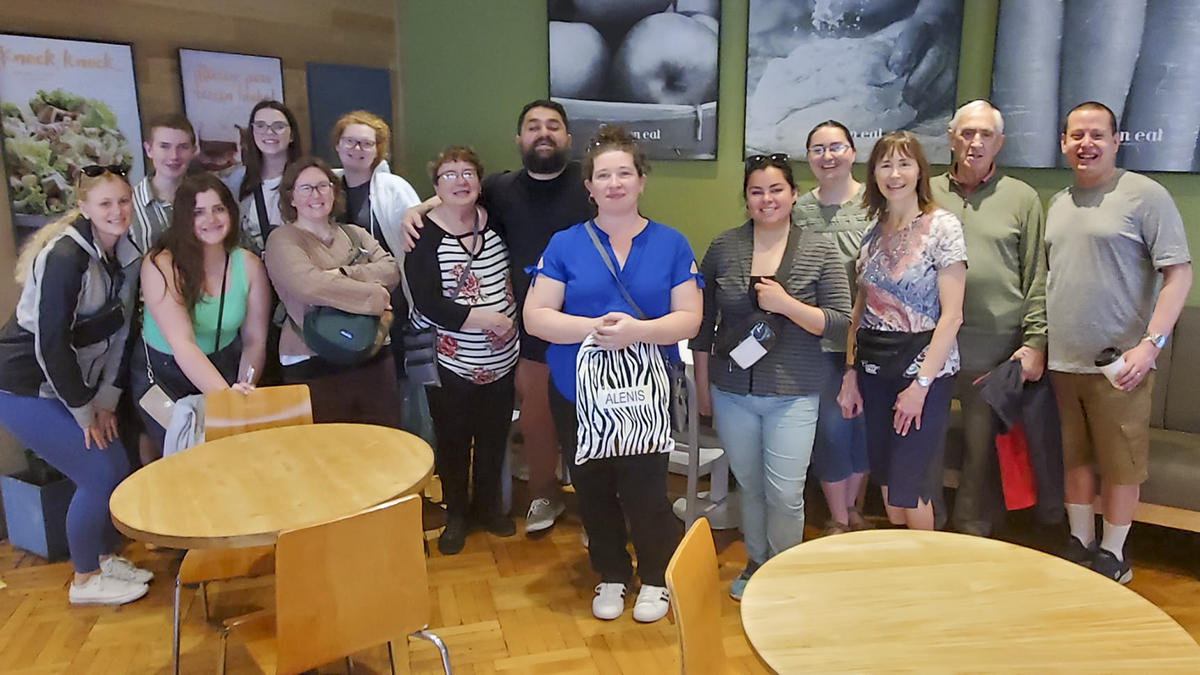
[665,517,735,675]
[217,494,451,675]
[203,383,313,439]
[172,384,313,675]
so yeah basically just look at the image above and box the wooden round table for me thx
[110,423,434,549]
[740,530,1200,674]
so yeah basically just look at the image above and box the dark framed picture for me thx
[0,34,144,230]
[305,63,392,165]
[744,0,963,163]
[548,0,721,160]
[992,0,1200,172]
[178,48,284,177]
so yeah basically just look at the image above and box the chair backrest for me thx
[665,517,728,675]
[204,384,313,441]
[273,494,430,675]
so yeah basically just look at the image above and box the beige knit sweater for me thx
[263,222,399,359]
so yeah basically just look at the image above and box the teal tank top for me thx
[143,248,250,354]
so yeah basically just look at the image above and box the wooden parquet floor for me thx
[3,479,1200,674]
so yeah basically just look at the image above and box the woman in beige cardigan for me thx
[263,156,402,426]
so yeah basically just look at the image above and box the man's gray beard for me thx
[522,147,568,174]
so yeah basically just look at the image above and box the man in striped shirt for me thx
[128,113,197,254]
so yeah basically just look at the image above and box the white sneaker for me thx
[592,583,626,620]
[632,584,670,623]
[100,555,154,583]
[69,574,148,606]
[525,498,565,534]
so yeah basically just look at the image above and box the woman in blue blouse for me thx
[524,126,702,624]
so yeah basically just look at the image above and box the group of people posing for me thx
[0,96,1189,628]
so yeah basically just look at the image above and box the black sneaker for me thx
[1092,548,1133,585]
[477,511,516,537]
[1061,536,1097,567]
[438,515,469,555]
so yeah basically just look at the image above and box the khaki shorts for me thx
[1051,371,1153,485]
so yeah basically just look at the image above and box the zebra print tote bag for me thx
[574,334,676,465]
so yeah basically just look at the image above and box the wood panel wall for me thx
[0,0,403,478]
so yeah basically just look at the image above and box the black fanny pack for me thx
[715,311,783,363]
[855,328,933,378]
[72,297,125,348]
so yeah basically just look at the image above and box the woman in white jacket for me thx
[331,111,422,382]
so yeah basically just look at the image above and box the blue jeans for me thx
[0,392,128,573]
[812,353,869,483]
[710,387,819,565]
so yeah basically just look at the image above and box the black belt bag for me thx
[715,311,783,367]
[855,329,933,378]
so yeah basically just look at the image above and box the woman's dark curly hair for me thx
[149,173,241,313]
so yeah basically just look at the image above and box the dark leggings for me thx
[550,384,680,587]
[424,366,516,518]
[0,392,127,573]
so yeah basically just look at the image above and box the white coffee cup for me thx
[1095,348,1125,388]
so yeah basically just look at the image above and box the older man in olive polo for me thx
[929,99,1048,537]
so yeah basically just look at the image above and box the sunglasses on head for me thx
[80,164,128,178]
[745,153,790,170]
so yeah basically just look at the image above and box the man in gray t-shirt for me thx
[1046,102,1192,585]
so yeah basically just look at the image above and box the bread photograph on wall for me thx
[548,0,720,160]
[992,0,1200,172]
[0,34,143,231]
[744,0,963,163]
[178,48,283,179]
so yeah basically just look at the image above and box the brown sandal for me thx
[848,506,874,531]
[820,520,852,537]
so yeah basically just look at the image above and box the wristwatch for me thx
[1143,332,1168,349]
[916,376,933,388]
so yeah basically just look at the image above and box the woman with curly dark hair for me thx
[132,173,271,455]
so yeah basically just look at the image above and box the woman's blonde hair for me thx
[14,171,130,285]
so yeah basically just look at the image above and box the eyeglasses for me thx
[252,121,290,135]
[339,137,377,151]
[293,181,334,197]
[81,164,128,178]
[745,153,790,170]
[808,143,850,157]
[437,169,477,183]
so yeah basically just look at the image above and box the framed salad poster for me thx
[178,49,283,177]
[0,34,144,230]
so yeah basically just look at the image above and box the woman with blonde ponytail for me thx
[0,166,153,606]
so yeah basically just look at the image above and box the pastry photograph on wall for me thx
[0,33,143,231]
[178,48,283,178]
[992,0,1200,172]
[548,0,720,160]
[744,0,963,163]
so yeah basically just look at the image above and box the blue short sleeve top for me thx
[530,220,702,402]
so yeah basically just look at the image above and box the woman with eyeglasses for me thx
[228,100,303,255]
[793,121,874,536]
[330,111,422,382]
[263,157,403,426]
[838,131,966,531]
[405,147,519,555]
[0,165,154,606]
[691,153,851,600]
[525,126,702,624]
[130,174,271,456]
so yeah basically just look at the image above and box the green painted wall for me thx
[399,0,1200,303]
